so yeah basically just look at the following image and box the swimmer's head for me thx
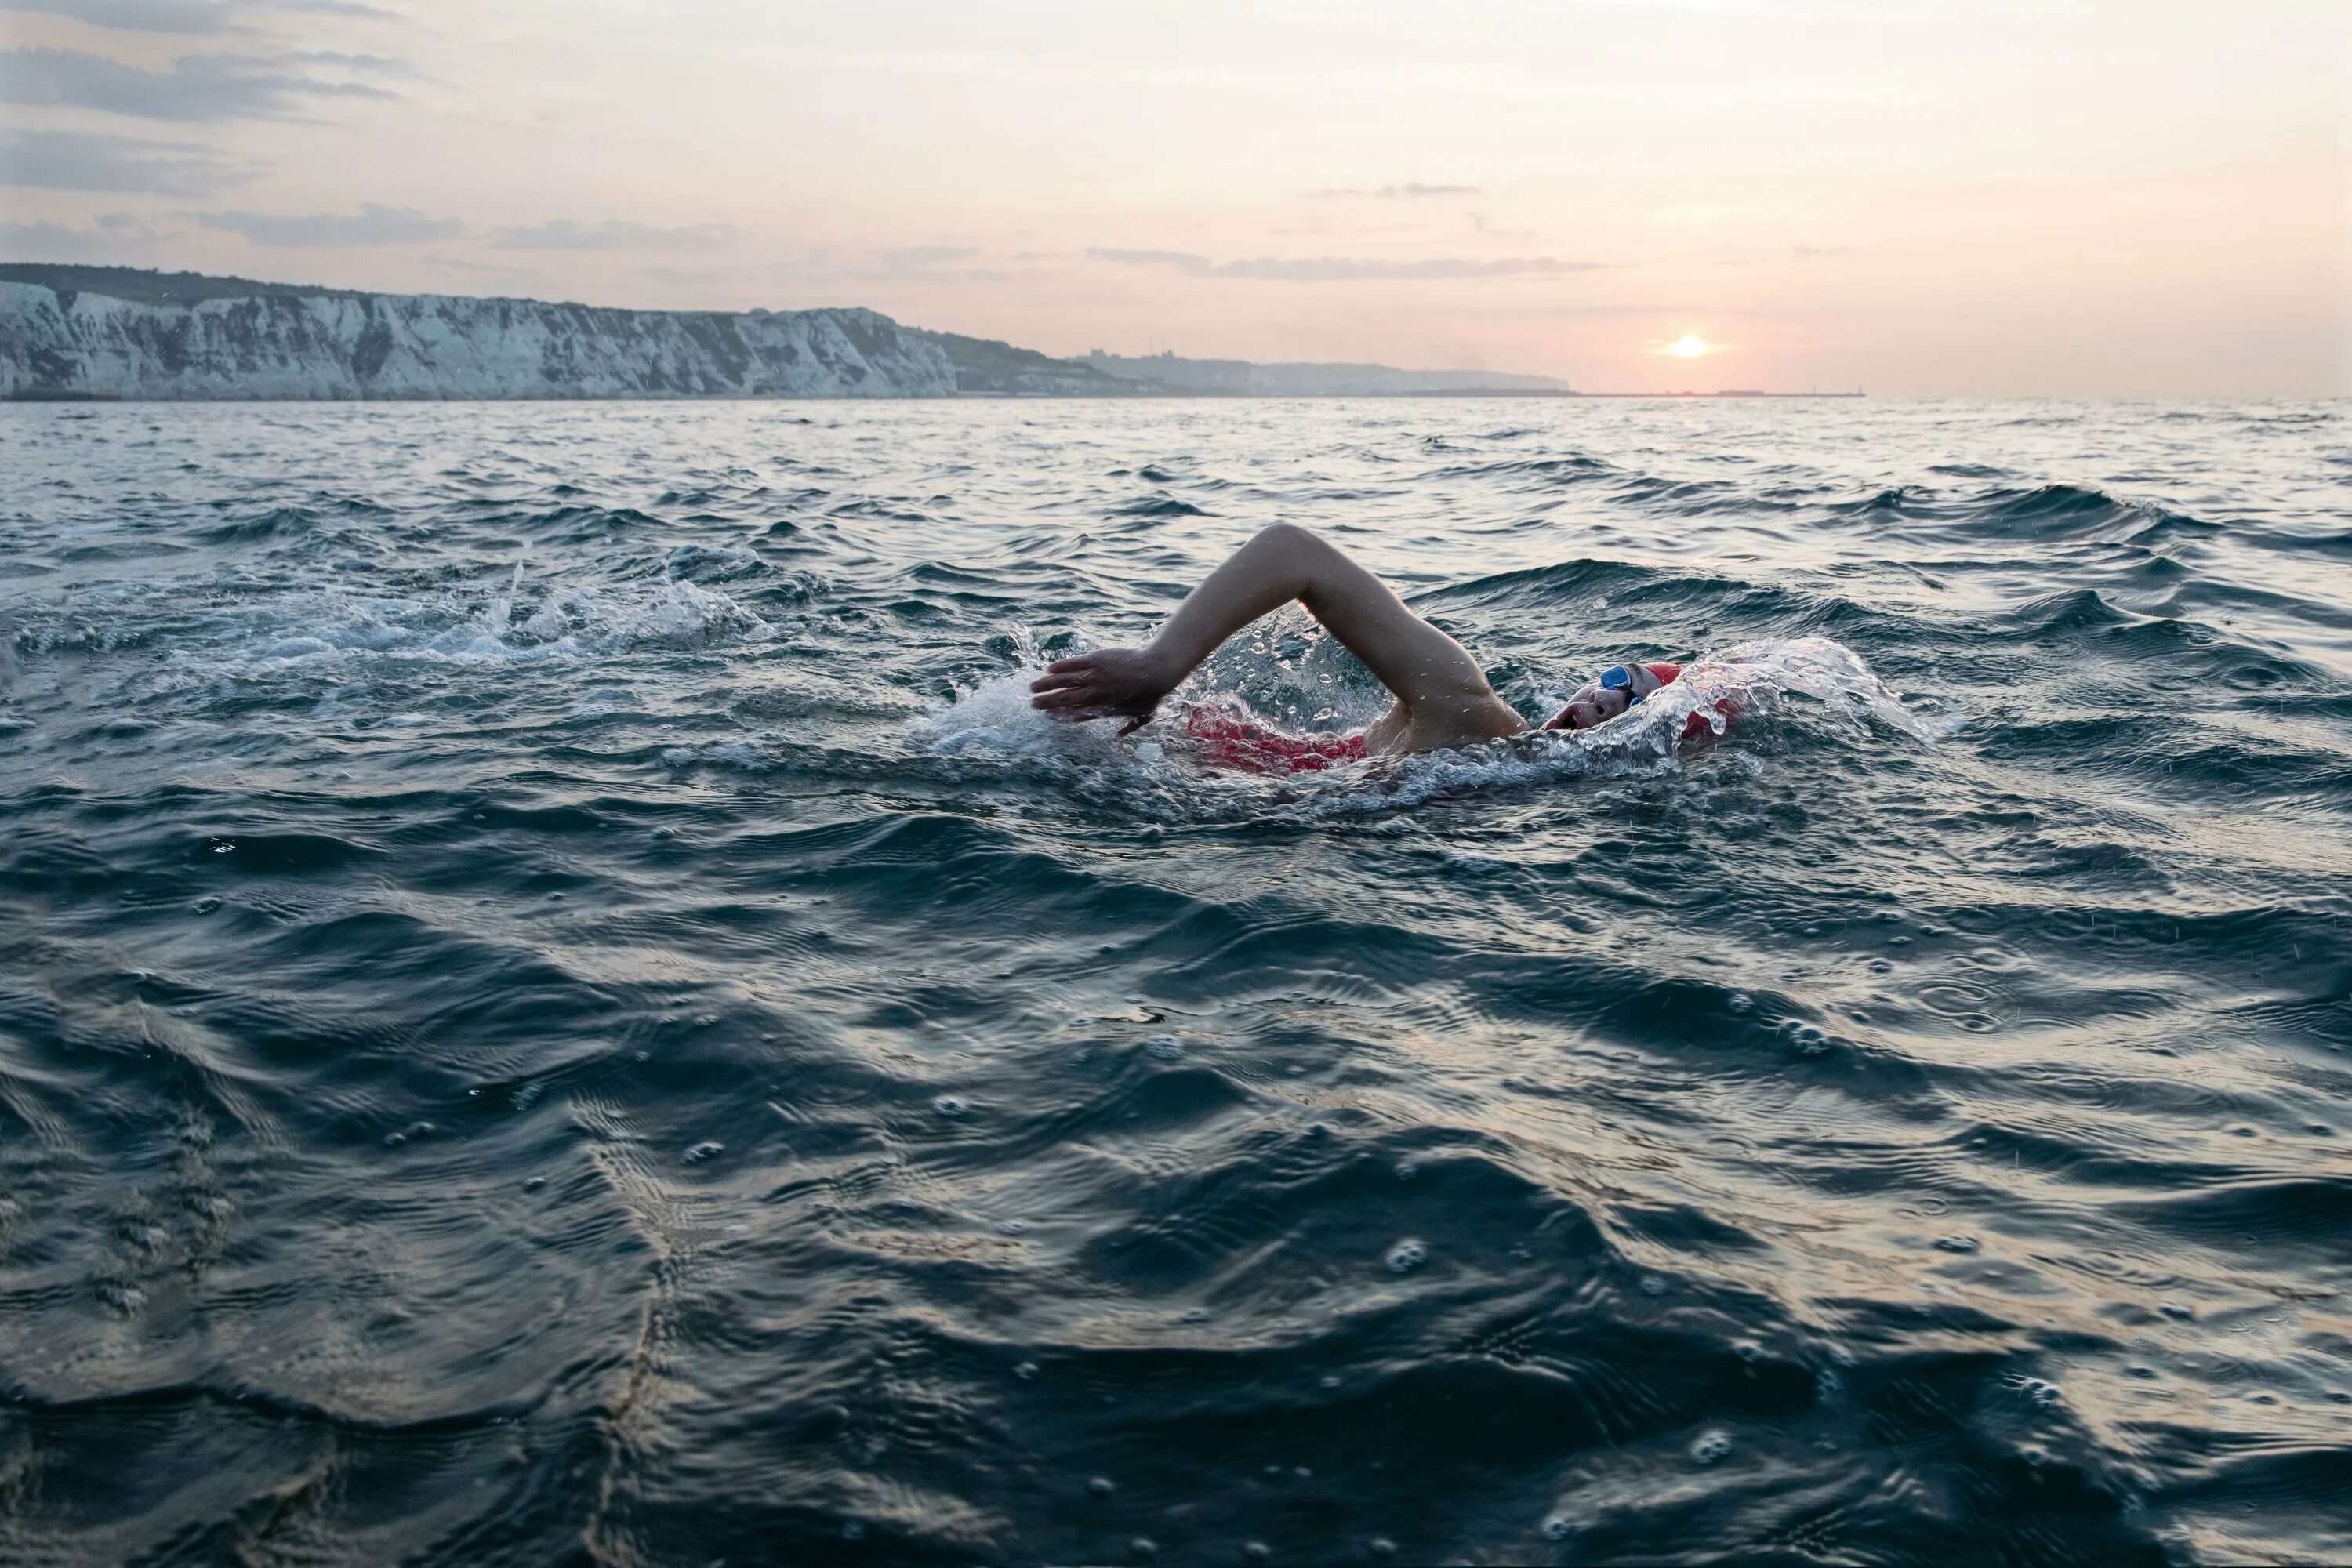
[1543,662,1664,731]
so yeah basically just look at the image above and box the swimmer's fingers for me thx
[1029,664,1094,695]
[1032,682,1112,711]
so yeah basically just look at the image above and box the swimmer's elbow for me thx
[1252,521,1320,554]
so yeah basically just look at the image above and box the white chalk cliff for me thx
[0,267,1129,400]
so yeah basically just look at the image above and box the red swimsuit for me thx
[1183,706,1370,775]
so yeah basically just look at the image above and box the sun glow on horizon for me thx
[1661,334,1721,359]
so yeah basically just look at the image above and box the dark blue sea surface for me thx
[2,398,2347,1566]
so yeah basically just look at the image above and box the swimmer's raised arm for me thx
[1030,523,1525,749]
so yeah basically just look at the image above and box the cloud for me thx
[0,0,396,31]
[1305,183,1483,200]
[1086,248,1606,281]
[0,46,400,119]
[871,244,978,268]
[193,202,460,245]
[488,219,740,251]
[0,125,252,192]
[0,210,171,254]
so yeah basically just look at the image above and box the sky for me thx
[0,0,2346,396]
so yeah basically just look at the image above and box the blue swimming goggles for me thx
[1597,663,1652,706]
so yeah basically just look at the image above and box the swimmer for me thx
[1029,523,1708,763]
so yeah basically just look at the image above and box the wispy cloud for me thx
[488,219,740,251]
[0,46,401,120]
[0,0,397,31]
[0,124,252,192]
[0,210,171,251]
[1086,248,1606,281]
[871,244,978,268]
[1305,183,1483,200]
[194,201,459,245]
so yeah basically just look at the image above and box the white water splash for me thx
[921,634,1951,819]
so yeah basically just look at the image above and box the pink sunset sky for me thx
[2,0,2345,396]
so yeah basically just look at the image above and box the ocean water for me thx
[1,397,2347,1566]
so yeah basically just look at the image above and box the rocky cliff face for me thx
[0,267,1133,401]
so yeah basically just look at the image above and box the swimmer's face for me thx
[1543,681,1631,731]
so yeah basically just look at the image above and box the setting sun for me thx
[1662,334,1720,359]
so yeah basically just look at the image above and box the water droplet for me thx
[209,840,234,854]
[1385,1239,1428,1273]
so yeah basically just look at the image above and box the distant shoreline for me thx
[4,387,1865,405]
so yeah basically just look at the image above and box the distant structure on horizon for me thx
[0,263,1853,402]
[1081,347,1574,397]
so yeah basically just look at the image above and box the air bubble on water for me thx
[2008,1376,2063,1408]
[1386,1239,1428,1272]
[1014,1361,1040,1380]
[1543,1516,1574,1541]
[1145,1035,1184,1060]
[933,1094,967,1116]
[682,1140,722,1163]
[1690,1430,1733,1465]
[1781,1020,1829,1054]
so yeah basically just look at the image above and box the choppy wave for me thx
[2,397,2348,1566]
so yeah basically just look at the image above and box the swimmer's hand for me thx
[1029,648,1178,735]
